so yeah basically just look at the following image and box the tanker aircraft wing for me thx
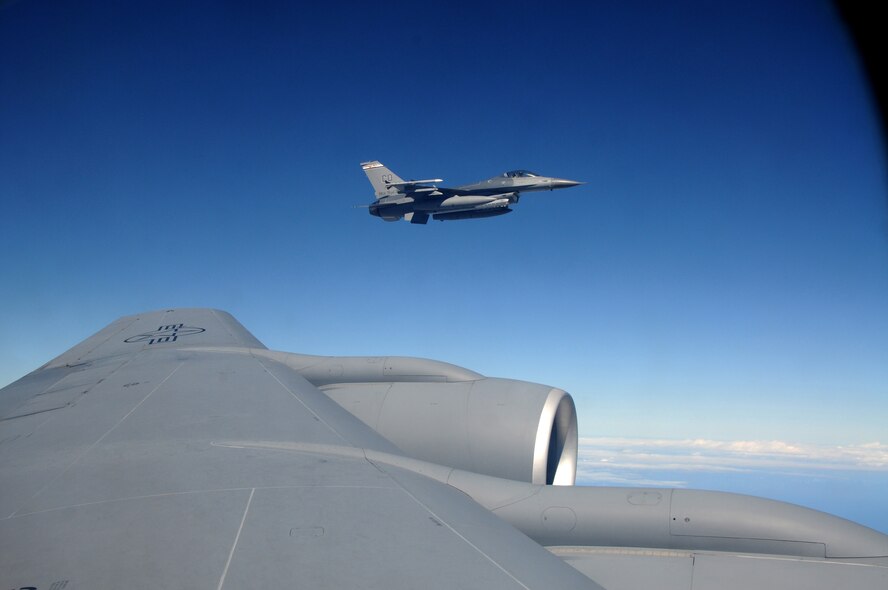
[0,309,594,589]
[1,309,886,589]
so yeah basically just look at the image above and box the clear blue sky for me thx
[2,1,887,528]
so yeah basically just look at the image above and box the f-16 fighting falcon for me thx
[361,161,583,224]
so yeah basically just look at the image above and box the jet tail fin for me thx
[361,161,404,198]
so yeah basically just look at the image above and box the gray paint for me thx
[318,379,576,485]
[552,547,888,590]
[1,308,886,589]
[361,161,582,223]
[0,309,595,590]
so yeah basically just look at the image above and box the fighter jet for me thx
[361,161,582,224]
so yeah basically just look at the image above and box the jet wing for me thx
[0,309,597,589]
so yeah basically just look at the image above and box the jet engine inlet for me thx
[534,388,578,486]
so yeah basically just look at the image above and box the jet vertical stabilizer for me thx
[361,161,404,198]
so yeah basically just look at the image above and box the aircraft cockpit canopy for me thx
[502,170,539,178]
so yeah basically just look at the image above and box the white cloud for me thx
[575,437,888,486]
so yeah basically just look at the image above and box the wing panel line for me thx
[5,360,185,519]
[253,355,353,447]
[217,487,255,590]
[370,460,533,590]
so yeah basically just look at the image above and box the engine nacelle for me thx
[259,352,577,484]
[323,379,577,485]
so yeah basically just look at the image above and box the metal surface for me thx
[361,161,582,223]
[2,308,886,589]
[0,309,595,589]
[319,379,577,485]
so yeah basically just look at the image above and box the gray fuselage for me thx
[362,163,582,224]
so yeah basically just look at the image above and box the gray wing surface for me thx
[0,309,596,589]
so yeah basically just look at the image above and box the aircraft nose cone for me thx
[551,178,582,189]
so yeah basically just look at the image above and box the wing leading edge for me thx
[0,309,598,589]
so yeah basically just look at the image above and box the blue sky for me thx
[2,1,886,531]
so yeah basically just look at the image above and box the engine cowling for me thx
[260,352,578,484]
